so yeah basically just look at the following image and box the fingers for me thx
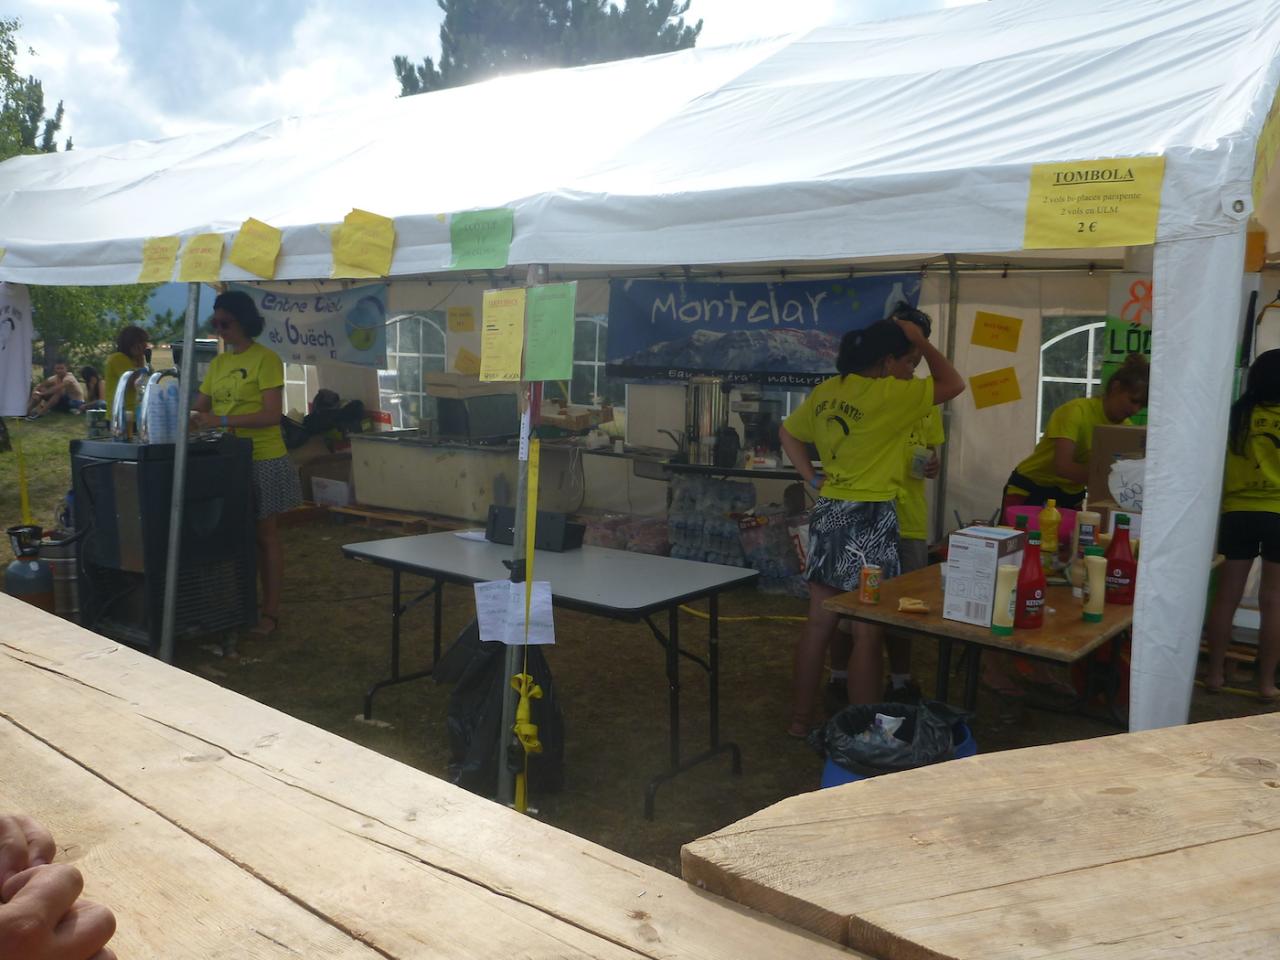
[55,897,117,960]
[3,863,83,924]
[0,815,52,888]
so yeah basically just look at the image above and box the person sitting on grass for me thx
[77,365,107,412]
[27,360,84,419]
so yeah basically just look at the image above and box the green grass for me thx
[1,415,81,531]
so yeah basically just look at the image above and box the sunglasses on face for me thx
[212,318,234,331]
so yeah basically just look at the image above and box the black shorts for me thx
[1218,511,1280,563]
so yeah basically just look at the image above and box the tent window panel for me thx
[380,311,447,429]
[570,314,623,409]
[1037,319,1105,440]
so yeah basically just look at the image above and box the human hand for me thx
[924,452,940,479]
[191,410,221,430]
[894,316,927,346]
[808,473,825,493]
[0,814,54,886]
[1,864,117,960]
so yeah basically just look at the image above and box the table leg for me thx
[935,638,953,703]
[963,644,982,711]
[363,572,442,720]
[643,598,742,819]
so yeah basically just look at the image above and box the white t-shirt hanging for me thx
[0,283,33,416]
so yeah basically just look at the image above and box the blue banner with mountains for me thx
[606,275,922,386]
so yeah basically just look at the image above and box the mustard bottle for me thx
[1038,499,1061,557]
[992,563,1019,636]
[1083,547,1107,622]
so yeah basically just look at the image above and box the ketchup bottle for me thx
[1015,530,1047,629]
[1104,514,1137,605]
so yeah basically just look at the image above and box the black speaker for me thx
[485,505,585,552]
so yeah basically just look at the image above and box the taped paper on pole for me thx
[474,580,556,646]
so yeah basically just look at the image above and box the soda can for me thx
[859,564,882,604]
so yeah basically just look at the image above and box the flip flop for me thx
[248,614,279,637]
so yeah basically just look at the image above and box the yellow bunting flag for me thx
[454,346,482,376]
[178,233,225,282]
[228,217,283,279]
[480,288,526,382]
[970,311,1023,353]
[1024,156,1164,249]
[138,236,181,283]
[332,208,395,278]
[970,367,1022,409]
[448,305,476,333]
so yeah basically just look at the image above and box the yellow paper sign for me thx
[1024,156,1165,249]
[454,346,482,376]
[138,236,181,283]
[178,233,225,282]
[480,288,526,382]
[0,248,6,264]
[328,226,380,278]
[228,217,283,279]
[448,305,476,333]
[970,311,1023,353]
[332,208,395,278]
[970,368,1022,410]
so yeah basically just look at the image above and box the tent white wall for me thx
[5,0,1280,729]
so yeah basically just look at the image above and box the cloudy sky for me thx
[9,0,984,149]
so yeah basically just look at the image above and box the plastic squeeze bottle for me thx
[1015,530,1047,629]
[1038,499,1061,558]
[991,564,1019,636]
[1069,509,1101,595]
[1104,514,1137,605]
[1083,547,1107,622]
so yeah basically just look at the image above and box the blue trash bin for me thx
[820,720,977,788]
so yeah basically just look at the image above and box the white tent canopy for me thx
[4,0,1280,730]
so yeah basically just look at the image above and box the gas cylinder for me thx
[5,524,54,612]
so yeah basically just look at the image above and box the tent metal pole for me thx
[496,263,547,807]
[934,255,961,539]
[159,282,201,663]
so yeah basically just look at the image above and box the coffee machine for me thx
[732,392,782,460]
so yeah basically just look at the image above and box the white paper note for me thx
[473,579,555,646]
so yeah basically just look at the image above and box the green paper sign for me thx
[449,208,514,270]
[1101,315,1152,424]
[524,282,577,381]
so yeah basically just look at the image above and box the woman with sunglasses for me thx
[192,290,301,637]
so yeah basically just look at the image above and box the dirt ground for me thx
[6,413,1277,876]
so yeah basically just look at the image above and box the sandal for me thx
[248,614,279,637]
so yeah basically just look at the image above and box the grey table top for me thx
[343,531,759,617]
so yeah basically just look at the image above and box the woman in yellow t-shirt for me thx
[1205,349,1280,701]
[779,318,965,734]
[193,290,301,638]
[1002,354,1149,511]
[104,324,149,419]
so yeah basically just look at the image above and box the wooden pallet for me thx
[326,503,470,533]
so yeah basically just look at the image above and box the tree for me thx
[394,0,701,95]
[7,75,69,153]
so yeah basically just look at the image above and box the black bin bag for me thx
[435,619,565,797]
[809,700,969,779]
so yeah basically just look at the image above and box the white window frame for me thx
[283,363,318,417]
[1037,319,1106,440]
[379,312,447,429]
[572,314,626,408]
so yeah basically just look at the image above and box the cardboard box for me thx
[1088,424,1146,504]
[943,526,1026,627]
[1090,499,1143,540]
[311,476,354,507]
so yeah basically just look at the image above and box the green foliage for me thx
[30,285,157,370]
[394,0,701,95]
[6,75,68,153]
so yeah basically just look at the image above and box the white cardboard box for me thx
[943,526,1026,627]
[311,476,354,507]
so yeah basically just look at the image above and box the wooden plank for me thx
[0,595,859,960]
[683,714,1280,956]
[823,564,1131,663]
[0,720,385,960]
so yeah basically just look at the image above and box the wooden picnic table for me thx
[683,711,1280,958]
[823,564,1134,710]
[0,594,859,960]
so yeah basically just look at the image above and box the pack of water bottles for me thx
[667,475,755,566]
[738,506,807,596]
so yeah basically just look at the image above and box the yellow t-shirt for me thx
[199,342,286,461]
[896,405,945,541]
[1222,403,1280,514]
[784,374,934,503]
[1012,396,1117,495]
[104,351,143,414]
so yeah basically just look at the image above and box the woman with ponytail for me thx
[779,317,965,735]
[1204,349,1280,701]
[1002,353,1150,510]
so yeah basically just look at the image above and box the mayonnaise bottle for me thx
[1083,547,1107,622]
[992,563,1019,636]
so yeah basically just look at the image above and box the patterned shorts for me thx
[252,455,303,521]
[805,498,901,592]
